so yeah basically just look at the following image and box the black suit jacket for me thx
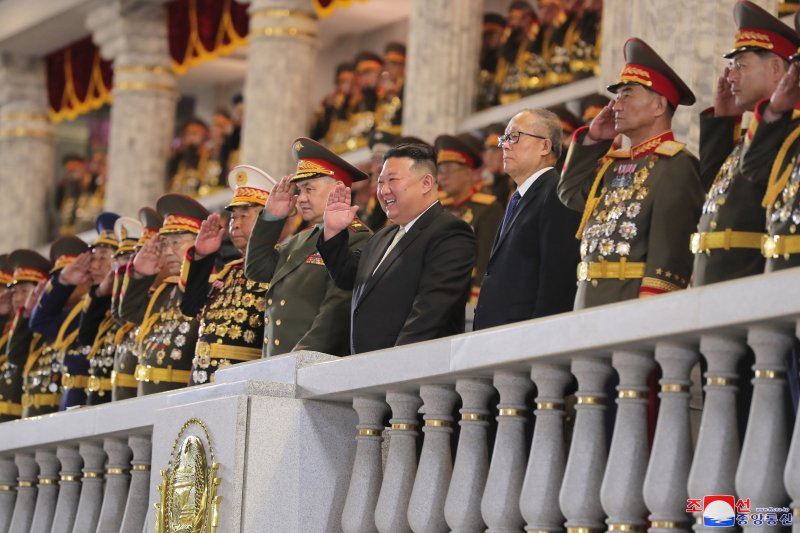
[318,202,476,354]
[473,168,581,330]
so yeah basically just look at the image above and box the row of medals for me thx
[769,154,800,232]
[702,144,741,218]
[143,305,193,367]
[580,157,653,259]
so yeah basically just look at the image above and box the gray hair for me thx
[515,108,563,160]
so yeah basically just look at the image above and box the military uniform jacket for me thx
[693,110,774,285]
[78,287,118,405]
[0,313,23,421]
[179,251,268,384]
[107,265,139,400]
[29,276,90,410]
[5,312,49,418]
[121,273,198,395]
[559,129,703,309]
[441,190,504,303]
[740,101,800,272]
[246,216,371,357]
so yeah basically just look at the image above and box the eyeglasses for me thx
[498,130,548,147]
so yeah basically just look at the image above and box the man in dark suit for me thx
[473,108,581,330]
[317,143,476,354]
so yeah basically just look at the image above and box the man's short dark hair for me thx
[384,142,438,179]
[754,48,790,70]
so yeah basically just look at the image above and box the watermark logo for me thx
[686,496,793,527]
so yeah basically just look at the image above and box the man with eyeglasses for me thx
[472,108,581,330]
[559,38,703,309]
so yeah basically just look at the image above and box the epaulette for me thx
[792,108,800,121]
[470,192,498,205]
[211,258,244,282]
[654,140,685,157]
[606,147,631,159]
[348,218,369,232]
[440,196,455,207]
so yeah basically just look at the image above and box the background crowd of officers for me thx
[7,0,800,422]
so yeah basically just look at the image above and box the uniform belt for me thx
[761,234,800,258]
[110,371,138,389]
[134,365,190,384]
[577,260,646,281]
[21,393,61,409]
[196,341,262,362]
[0,401,22,417]
[62,373,89,390]
[86,375,112,392]
[690,230,764,254]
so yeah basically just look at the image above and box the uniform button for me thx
[264,317,270,325]
[267,298,273,305]
[280,299,286,306]
[287,254,292,261]
[274,339,280,346]
[264,336,269,343]
[276,319,281,326]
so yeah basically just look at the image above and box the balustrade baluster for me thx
[119,435,152,533]
[28,449,58,533]
[50,445,82,533]
[71,441,106,533]
[7,453,36,533]
[96,437,133,532]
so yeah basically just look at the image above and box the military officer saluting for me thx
[179,165,274,384]
[435,133,504,303]
[691,0,800,285]
[0,255,12,360]
[0,254,20,421]
[246,137,372,357]
[559,38,704,309]
[122,194,208,395]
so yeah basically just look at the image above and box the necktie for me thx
[500,191,521,236]
[373,227,405,275]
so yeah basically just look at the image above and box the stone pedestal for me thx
[402,0,483,141]
[87,2,178,215]
[238,0,319,176]
[0,53,54,249]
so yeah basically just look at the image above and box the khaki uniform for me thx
[0,314,22,421]
[560,130,704,309]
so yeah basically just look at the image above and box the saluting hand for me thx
[194,213,224,260]
[264,175,298,218]
[713,67,739,117]
[133,235,162,277]
[323,181,359,241]
[766,62,800,121]
[23,280,47,318]
[586,103,616,144]
[95,268,115,297]
[58,251,92,286]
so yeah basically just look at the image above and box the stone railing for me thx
[0,267,798,532]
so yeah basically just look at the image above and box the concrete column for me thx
[28,449,59,533]
[95,438,132,533]
[643,342,698,533]
[520,363,572,533]
[237,0,318,176]
[86,1,178,215]
[444,378,495,533]
[481,371,533,533]
[0,456,17,533]
[402,0,483,141]
[341,395,389,533]
[0,53,54,249]
[375,390,422,533]
[119,434,151,533]
[737,326,794,533]
[7,453,37,533]
[559,358,614,533]
[71,441,105,533]
[784,322,800,533]
[601,351,655,531]
[688,335,746,533]
[407,384,458,533]
[50,445,82,533]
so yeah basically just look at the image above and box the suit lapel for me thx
[489,170,551,257]
[268,226,319,288]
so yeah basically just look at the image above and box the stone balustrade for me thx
[0,268,795,532]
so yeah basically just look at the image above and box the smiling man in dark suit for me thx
[317,143,476,354]
[473,108,581,330]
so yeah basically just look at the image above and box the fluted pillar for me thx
[403,0,483,141]
[481,371,533,533]
[87,1,178,214]
[643,342,698,533]
[736,326,794,533]
[444,378,495,533]
[7,453,37,533]
[785,322,800,533]
[601,351,655,532]
[119,435,151,533]
[688,335,747,533]
[238,0,318,176]
[0,53,54,249]
[49,446,82,533]
[375,391,422,533]
[342,395,389,533]
[520,363,573,533]
[0,456,16,533]
[71,441,105,533]
[407,384,459,533]
[95,438,132,533]
[28,449,59,533]
[560,358,614,533]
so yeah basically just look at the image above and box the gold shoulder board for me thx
[654,140,686,157]
[470,192,498,205]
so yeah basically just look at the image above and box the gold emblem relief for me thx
[155,418,221,533]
